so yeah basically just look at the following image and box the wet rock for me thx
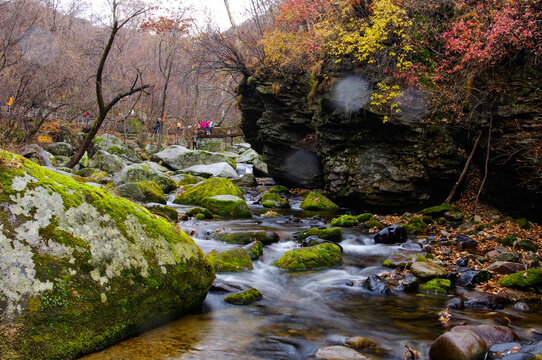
[315,345,372,359]
[144,203,179,222]
[419,278,451,295]
[207,248,254,272]
[214,231,279,245]
[185,207,213,219]
[453,235,478,252]
[373,225,407,244]
[513,302,530,312]
[486,342,522,360]
[224,288,263,305]
[382,252,418,269]
[344,337,377,351]
[201,195,252,218]
[521,340,542,355]
[273,243,342,271]
[446,297,464,310]
[410,261,447,279]
[451,325,519,347]
[456,258,469,267]
[330,215,359,227]
[486,261,525,275]
[429,329,488,360]
[300,191,339,210]
[211,280,243,292]
[500,353,536,360]
[382,269,420,292]
[262,192,290,208]
[292,227,343,243]
[498,269,542,290]
[460,291,511,310]
[300,236,343,251]
[243,241,263,260]
[455,270,492,289]
[236,173,257,187]
[363,275,392,295]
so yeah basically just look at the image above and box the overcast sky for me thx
[84,0,251,30]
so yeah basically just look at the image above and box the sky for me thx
[84,0,252,30]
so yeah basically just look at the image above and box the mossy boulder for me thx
[214,231,279,245]
[292,227,343,243]
[180,162,239,179]
[224,288,263,305]
[498,269,542,290]
[185,207,213,219]
[496,235,517,246]
[88,150,127,175]
[53,155,70,167]
[403,217,428,234]
[201,195,252,218]
[113,162,176,193]
[422,204,460,218]
[330,215,359,227]
[269,185,290,194]
[114,181,166,204]
[150,145,235,170]
[516,239,538,252]
[144,203,179,222]
[382,253,418,269]
[174,173,201,186]
[206,248,254,272]
[356,213,374,222]
[419,279,451,295]
[0,150,214,360]
[92,134,141,163]
[273,243,342,271]
[75,168,109,183]
[173,178,244,206]
[515,218,531,229]
[300,192,339,211]
[243,241,263,260]
[46,142,74,157]
[262,192,290,208]
[365,220,385,230]
[410,261,448,279]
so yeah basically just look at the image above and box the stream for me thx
[81,177,542,360]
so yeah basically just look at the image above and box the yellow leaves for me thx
[370,82,402,121]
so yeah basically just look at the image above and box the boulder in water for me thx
[173,178,244,206]
[201,195,252,218]
[273,243,342,271]
[410,261,447,279]
[300,191,339,211]
[243,241,263,260]
[262,192,290,208]
[373,225,407,244]
[214,231,279,245]
[207,248,254,272]
[224,288,263,305]
[180,162,239,179]
[292,227,342,243]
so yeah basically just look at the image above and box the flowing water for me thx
[82,184,542,360]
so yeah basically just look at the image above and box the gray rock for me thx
[151,145,235,170]
[20,144,54,167]
[430,330,488,360]
[236,173,257,187]
[410,261,447,279]
[114,182,166,204]
[180,162,239,179]
[46,142,74,156]
[93,134,141,163]
[316,345,372,360]
[88,150,127,175]
[486,261,525,274]
[113,161,176,193]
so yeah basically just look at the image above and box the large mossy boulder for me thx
[113,161,176,193]
[46,142,74,157]
[92,134,141,163]
[330,215,359,227]
[273,243,342,271]
[88,150,127,175]
[214,231,279,245]
[0,150,214,360]
[150,145,235,171]
[201,195,252,218]
[114,181,167,204]
[498,269,542,290]
[75,168,110,183]
[262,192,290,208]
[180,162,239,179]
[206,248,253,272]
[173,178,244,206]
[300,191,339,211]
[292,227,343,243]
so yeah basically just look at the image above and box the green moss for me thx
[176,174,201,186]
[114,181,166,204]
[515,218,531,229]
[496,235,517,246]
[421,204,459,218]
[144,204,179,222]
[174,178,243,206]
[330,215,359,227]
[516,239,538,252]
[292,227,343,243]
[194,213,205,220]
[416,255,428,262]
[201,195,252,218]
[245,241,263,260]
[262,192,290,208]
[498,269,542,289]
[207,248,253,273]
[418,278,451,295]
[403,217,428,234]
[365,220,385,230]
[186,207,213,219]
[300,191,339,211]
[273,243,342,271]
[75,168,109,183]
[215,231,278,245]
[224,288,263,305]
[356,213,374,222]
[269,185,290,194]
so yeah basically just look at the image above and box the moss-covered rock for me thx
[93,134,141,163]
[496,235,517,246]
[262,192,290,208]
[273,243,342,271]
[175,173,201,186]
[75,168,109,183]
[269,185,290,194]
[516,239,539,252]
[46,142,74,157]
[144,203,179,222]
[356,213,374,222]
[498,269,542,290]
[300,191,339,211]
[422,204,460,218]
[515,218,531,229]
[364,219,385,230]
[214,231,279,245]
[418,278,451,295]
[224,288,263,305]
[243,241,263,260]
[292,227,343,243]
[113,162,176,193]
[173,178,244,206]
[88,150,127,175]
[150,145,235,170]
[403,217,428,234]
[114,181,166,204]
[185,207,213,219]
[382,253,418,269]
[0,150,214,360]
[206,248,254,272]
[201,195,252,218]
[330,215,359,227]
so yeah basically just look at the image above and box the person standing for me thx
[83,112,89,127]
[209,121,214,135]
[155,118,161,137]
[192,134,198,150]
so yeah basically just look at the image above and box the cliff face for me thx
[238,65,542,220]
[238,73,462,211]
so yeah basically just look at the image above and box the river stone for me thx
[113,161,176,193]
[410,261,447,279]
[315,345,372,360]
[455,270,492,289]
[236,173,257,187]
[114,181,166,204]
[174,178,244,206]
[373,225,407,244]
[429,329,488,360]
[451,325,519,347]
[46,142,74,156]
[330,215,359,227]
[150,145,235,170]
[214,231,279,245]
[487,342,523,360]
[92,134,141,163]
[144,203,179,222]
[498,269,542,290]
[418,278,451,295]
[262,192,290,208]
[363,274,392,295]
[201,195,252,218]
[454,235,478,252]
[207,248,253,272]
[382,252,418,269]
[486,261,525,274]
[180,162,239,179]
[243,241,263,260]
[185,207,213,219]
[300,192,339,211]
[0,150,214,360]
[76,168,110,183]
[273,243,342,271]
[292,227,343,243]
[88,150,127,175]
[224,288,263,305]
[496,252,521,263]
[345,337,377,351]
[460,290,511,309]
